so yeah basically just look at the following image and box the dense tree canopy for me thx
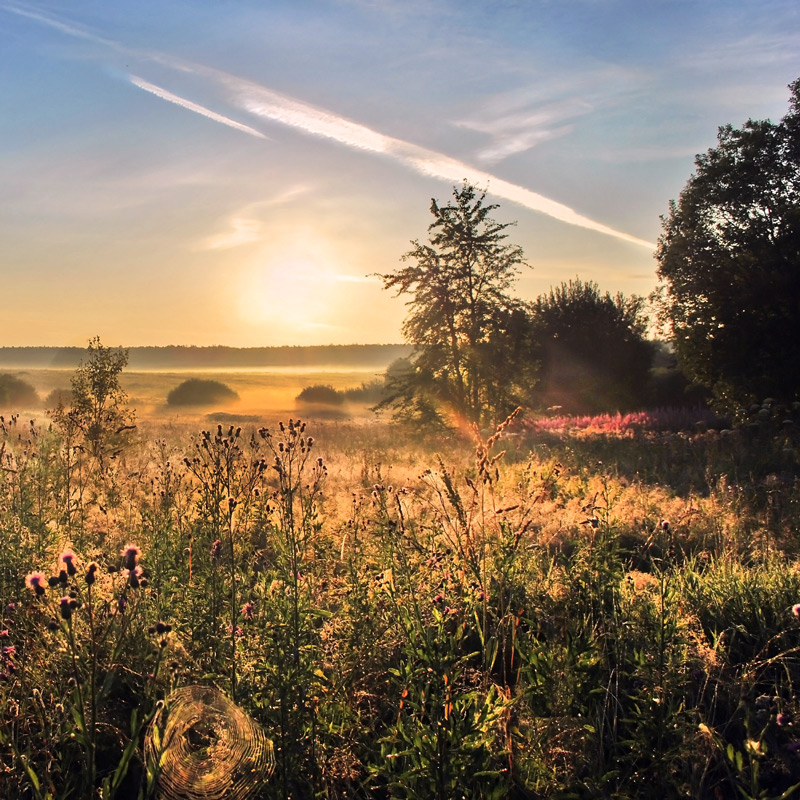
[377,182,536,427]
[655,79,800,412]
[531,279,653,413]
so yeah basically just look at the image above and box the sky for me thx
[1,0,798,347]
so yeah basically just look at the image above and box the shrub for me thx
[44,387,72,409]
[0,373,39,408]
[342,379,386,405]
[295,384,345,406]
[166,378,239,406]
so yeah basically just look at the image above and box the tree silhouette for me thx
[531,279,653,413]
[377,182,535,427]
[655,78,800,412]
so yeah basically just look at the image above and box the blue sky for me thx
[1,0,798,346]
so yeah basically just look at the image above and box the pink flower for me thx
[60,550,78,577]
[240,602,254,621]
[792,604,800,620]
[25,572,46,596]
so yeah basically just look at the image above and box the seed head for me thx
[59,597,73,621]
[121,545,141,571]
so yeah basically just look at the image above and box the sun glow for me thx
[236,232,354,341]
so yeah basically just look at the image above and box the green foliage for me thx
[0,374,39,408]
[531,278,655,413]
[655,78,800,413]
[377,181,537,428]
[166,377,239,406]
[5,405,800,798]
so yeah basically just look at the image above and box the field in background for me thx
[6,367,384,421]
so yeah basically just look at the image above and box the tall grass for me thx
[1,408,800,798]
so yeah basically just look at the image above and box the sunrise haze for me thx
[1,0,798,346]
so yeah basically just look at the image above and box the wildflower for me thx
[210,539,222,560]
[792,604,800,620]
[85,562,98,586]
[121,545,141,571]
[117,594,128,614]
[778,713,792,727]
[127,566,143,589]
[25,572,46,596]
[433,594,445,605]
[240,602,254,621]
[59,597,73,621]
[660,520,670,533]
[60,550,78,577]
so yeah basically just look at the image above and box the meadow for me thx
[2,370,800,799]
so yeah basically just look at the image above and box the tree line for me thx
[376,79,800,428]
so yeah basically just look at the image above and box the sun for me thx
[236,231,345,339]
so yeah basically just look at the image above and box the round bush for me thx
[0,374,40,408]
[296,384,345,406]
[167,379,239,406]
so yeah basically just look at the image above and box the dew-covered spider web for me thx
[146,685,275,800]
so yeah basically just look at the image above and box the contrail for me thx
[226,77,655,249]
[130,76,267,140]
[2,2,655,249]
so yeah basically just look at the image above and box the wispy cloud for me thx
[200,216,264,250]
[2,2,654,250]
[129,76,268,139]
[217,71,654,249]
[455,97,590,163]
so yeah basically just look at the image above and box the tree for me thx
[51,337,135,467]
[376,182,536,428]
[531,279,654,413]
[654,79,800,412]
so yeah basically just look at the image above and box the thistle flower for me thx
[127,565,143,589]
[59,596,73,621]
[60,550,78,577]
[210,539,222,560]
[241,602,254,621]
[121,544,141,571]
[85,562,98,586]
[25,572,46,596]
